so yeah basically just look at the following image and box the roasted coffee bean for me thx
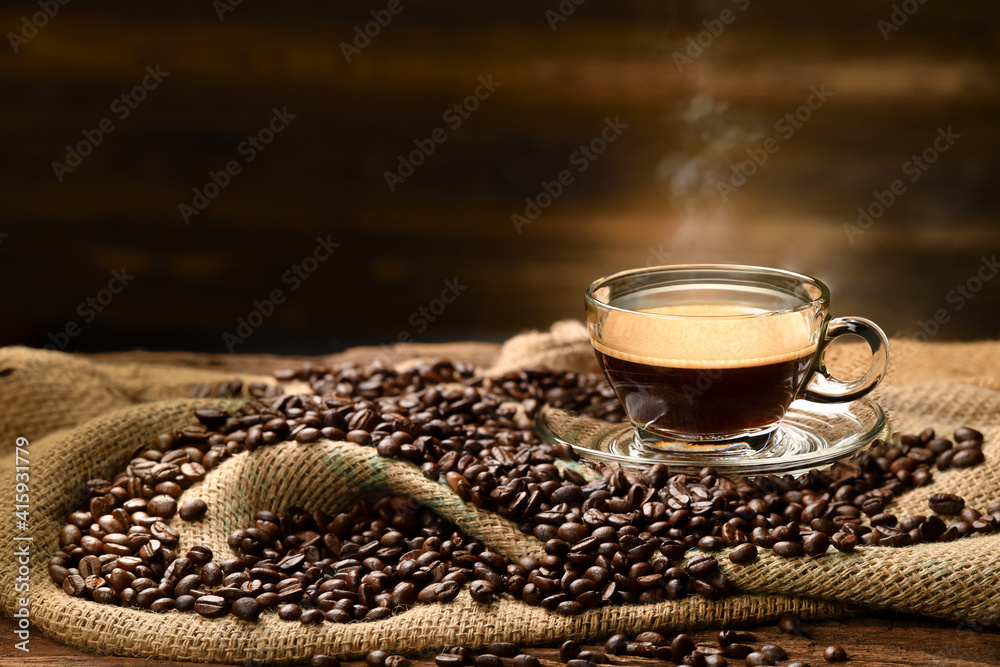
[488,642,518,657]
[928,493,965,515]
[778,616,807,636]
[179,499,208,521]
[232,597,260,621]
[952,448,985,468]
[824,645,848,662]
[366,650,389,667]
[759,645,787,660]
[469,579,496,604]
[434,655,464,667]
[513,655,541,667]
[310,656,341,667]
[687,554,718,577]
[787,663,811,667]
[954,427,983,442]
[718,630,756,646]
[772,541,804,558]
[194,594,227,619]
[565,661,597,667]
[300,608,325,625]
[560,640,581,662]
[745,652,775,666]
[672,634,696,662]
[147,495,178,518]
[723,644,753,659]
[728,543,758,565]
[384,655,411,667]
[802,532,829,557]
[605,634,628,655]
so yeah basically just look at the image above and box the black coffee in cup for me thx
[591,304,818,442]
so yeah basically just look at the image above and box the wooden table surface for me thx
[3,348,999,666]
[2,614,998,666]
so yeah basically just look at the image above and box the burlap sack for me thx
[1,327,998,663]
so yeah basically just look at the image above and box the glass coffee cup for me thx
[586,264,889,453]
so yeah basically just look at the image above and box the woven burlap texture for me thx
[1,328,998,663]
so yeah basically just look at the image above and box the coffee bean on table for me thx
[745,652,775,666]
[513,655,541,667]
[787,663,811,667]
[488,642,518,657]
[385,656,410,667]
[560,640,581,662]
[824,645,848,662]
[475,655,502,667]
[605,634,628,655]
[672,634,696,662]
[434,655,464,667]
[365,650,389,667]
[310,656,341,667]
[179,498,208,521]
[778,616,807,636]
[760,645,787,660]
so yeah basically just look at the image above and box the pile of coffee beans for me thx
[419,625,849,667]
[50,359,993,653]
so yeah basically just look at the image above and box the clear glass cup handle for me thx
[802,316,890,404]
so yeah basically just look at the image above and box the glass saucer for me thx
[535,397,888,478]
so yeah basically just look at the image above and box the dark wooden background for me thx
[1,1,998,355]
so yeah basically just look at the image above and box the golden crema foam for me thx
[592,304,818,369]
